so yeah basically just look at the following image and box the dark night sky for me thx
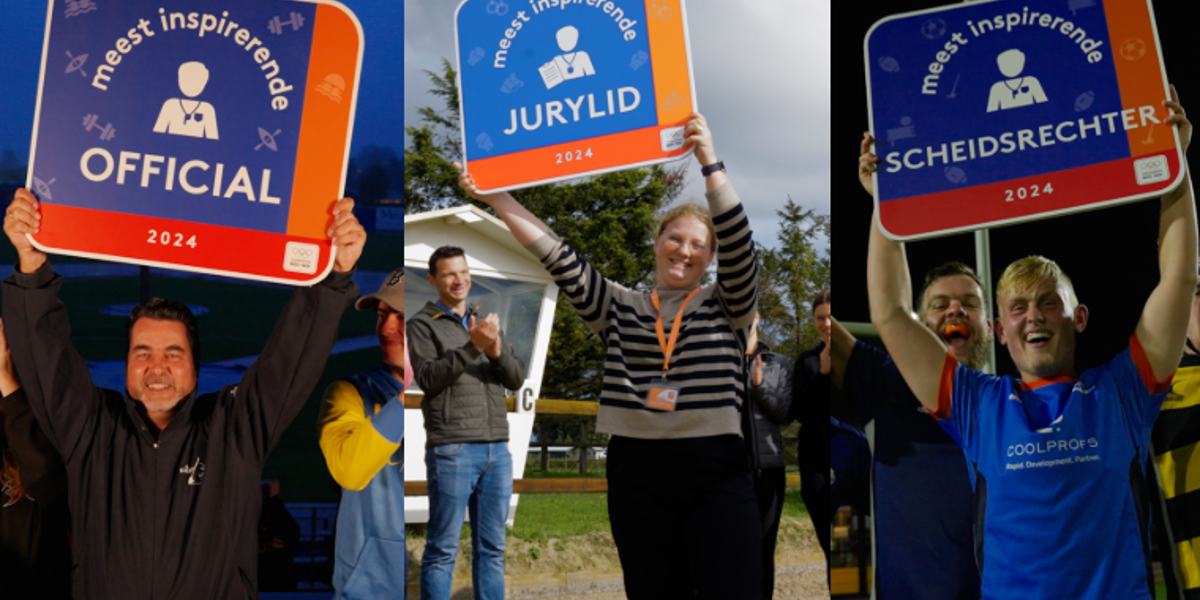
[0,1,402,168]
[833,0,1199,378]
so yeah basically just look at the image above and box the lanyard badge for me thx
[644,287,700,412]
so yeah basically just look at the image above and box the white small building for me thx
[404,205,560,524]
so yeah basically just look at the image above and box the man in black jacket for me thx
[792,289,831,560]
[1,187,365,600]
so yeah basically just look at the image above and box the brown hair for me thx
[657,203,717,253]
[812,289,831,314]
[127,298,201,372]
[428,246,466,276]
[1,450,23,504]
[918,262,986,316]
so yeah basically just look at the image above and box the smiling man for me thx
[864,88,1196,600]
[0,187,365,600]
[407,245,526,600]
[319,267,410,600]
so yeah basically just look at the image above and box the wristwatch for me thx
[701,160,726,177]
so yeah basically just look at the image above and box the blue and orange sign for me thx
[28,0,362,284]
[455,0,696,193]
[866,0,1182,240]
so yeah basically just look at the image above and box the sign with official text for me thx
[27,0,362,284]
[455,0,696,193]
[865,0,1181,240]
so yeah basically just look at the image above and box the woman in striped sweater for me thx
[457,113,762,599]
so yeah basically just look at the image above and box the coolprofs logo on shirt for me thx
[1007,437,1098,457]
[1005,437,1100,471]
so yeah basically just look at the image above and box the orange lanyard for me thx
[650,287,701,372]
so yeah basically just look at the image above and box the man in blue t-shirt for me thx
[832,259,986,599]
[862,86,1195,600]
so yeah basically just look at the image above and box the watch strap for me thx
[701,160,726,177]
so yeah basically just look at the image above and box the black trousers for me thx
[799,466,831,561]
[608,434,763,600]
[754,467,787,600]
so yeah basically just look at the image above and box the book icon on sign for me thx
[539,26,596,89]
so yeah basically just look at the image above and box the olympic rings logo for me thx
[486,0,509,16]
[649,0,670,19]
[292,248,313,259]
[1141,159,1163,170]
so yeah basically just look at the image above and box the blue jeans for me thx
[420,442,513,600]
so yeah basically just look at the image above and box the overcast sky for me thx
[404,0,830,250]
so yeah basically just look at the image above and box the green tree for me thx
[756,198,830,360]
[753,200,829,470]
[404,59,468,213]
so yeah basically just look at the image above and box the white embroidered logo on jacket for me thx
[180,458,205,486]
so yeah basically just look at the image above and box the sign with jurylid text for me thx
[455,0,696,193]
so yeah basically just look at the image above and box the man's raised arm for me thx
[862,133,951,412]
[830,317,854,390]
[230,197,364,465]
[0,189,100,462]
[1136,86,1198,381]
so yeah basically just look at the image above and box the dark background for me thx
[834,0,1199,381]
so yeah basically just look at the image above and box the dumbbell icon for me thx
[268,12,304,34]
[82,114,116,141]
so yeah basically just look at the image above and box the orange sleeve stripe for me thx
[933,352,959,420]
[1130,334,1174,395]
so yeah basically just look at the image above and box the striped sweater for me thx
[526,180,758,439]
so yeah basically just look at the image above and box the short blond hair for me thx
[996,256,1078,311]
[657,203,717,252]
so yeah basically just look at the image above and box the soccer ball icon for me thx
[922,18,947,39]
[945,166,967,185]
[878,56,900,73]
[1074,91,1095,112]
[1120,38,1147,61]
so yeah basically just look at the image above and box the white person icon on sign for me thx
[986,49,1049,113]
[539,26,596,89]
[153,61,220,140]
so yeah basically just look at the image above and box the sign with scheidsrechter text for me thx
[27,0,362,284]
[866,0,1182,240]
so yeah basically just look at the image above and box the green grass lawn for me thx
[510,493,611,541]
